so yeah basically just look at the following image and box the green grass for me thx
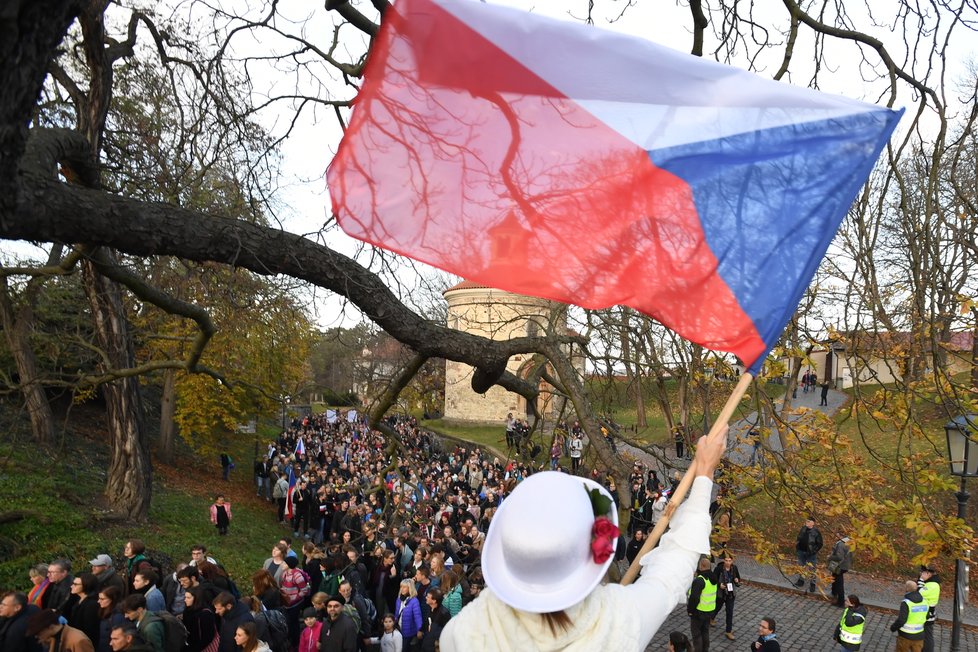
[0,413,289,592]
[421,419,508,457]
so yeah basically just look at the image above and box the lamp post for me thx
[944,415,978,652]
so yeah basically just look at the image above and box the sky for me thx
[4,0,976,337]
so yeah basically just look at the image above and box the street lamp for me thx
[944,415,978,652]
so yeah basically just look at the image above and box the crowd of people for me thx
[0,410,948,652]
[0,412,603,652]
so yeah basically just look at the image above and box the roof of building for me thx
[443,279,494,294]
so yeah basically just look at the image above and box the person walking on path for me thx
[890,580,927,652]
[750,617,781,651]
[820,381,830,406]
[828,535,853,607]
[793,517,823,593]
[834,594,867,651]
[210,495,231,536]
[712,554,741,641]
[687,556,718,652]
[568,433,583,474]
[916,566,941,652]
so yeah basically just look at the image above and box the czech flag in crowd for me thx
[328,0,903,373]
[295,437,305,458]
[284,467,297,520]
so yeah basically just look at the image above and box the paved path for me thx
[642,580,978,651]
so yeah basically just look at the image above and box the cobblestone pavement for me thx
[643,582,978,651]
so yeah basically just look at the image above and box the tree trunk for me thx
[619,307,647,428]
[82,254,151,520]
[0,286,57,444]
[158,367,177,462]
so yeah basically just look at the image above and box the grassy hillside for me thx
[0,402,287,592]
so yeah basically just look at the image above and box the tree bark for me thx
[159,367,177,462]
[82,254,152,520]
[0,282,57,444]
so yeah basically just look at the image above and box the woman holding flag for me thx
[439,426,727,651]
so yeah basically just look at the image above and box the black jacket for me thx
[319,612,358,652]
[686,569,717,617]
[795,526,823,555]
[217,600,255,652]
[890,590,926,640]
[0,604,43,652]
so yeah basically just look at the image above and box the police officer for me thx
[835,595,867,651]
[890,580,927,652]
[687,557,717,652]
[917,566,941,652]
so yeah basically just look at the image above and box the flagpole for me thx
[620,372,752,586]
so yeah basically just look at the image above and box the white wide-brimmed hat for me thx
[481,471,619,613]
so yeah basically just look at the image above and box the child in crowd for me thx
[210,494,232,535]
[298,607,322,652]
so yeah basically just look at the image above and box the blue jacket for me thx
[395,596,422,637]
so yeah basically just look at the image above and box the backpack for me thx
[319,571,342,597]
[157,610,188,652]
[280,568,311,606]
[256,608,289,652]
[361,595,378,630]
[342,603,362,634]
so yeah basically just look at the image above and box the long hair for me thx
[98,585,123,619]
[236,621,260,652]
[540,611,572,634]
[669,631,692,651]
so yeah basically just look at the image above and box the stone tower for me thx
[443,280,572,423]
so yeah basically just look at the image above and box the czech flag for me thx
[284,467,297,520]
[295,437,305,458]
[328,0,903,372]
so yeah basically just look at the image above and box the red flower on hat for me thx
[590,516,620,564]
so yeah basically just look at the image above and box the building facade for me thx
[443,280,580,423]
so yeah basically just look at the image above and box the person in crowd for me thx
[667,631,692,652]
[252,570,284,611]
[890,580,927,652]
[440,428,726,651]
[95,587,126,652]
[828,535,854,607]
[420,588,450,652]
[751,617,781,652]
[298,607,321,652]
[106,625,153,652]
[0,591,43,652]
[233,622,270,652]
[120,594,163,652]
[189,545,218,568]
[917,566,941,652]
[713,553,741,641]
[160,563,187,616]
[89,556,126,597]
[45,559,75,614]
[793,517,823,593]
[394,579,423,648]
[68,573,102,648]
[131,571,165,613]
[26,608,95,652]
[835,594,867,651]
[273,473,290,524]
[319,595,357,652]
[27,564,51,607]
[182,587,218,652]
[263,543,289,586]
[210,494,232,536]
[213,591,254,652]
[364,613,402,652]
[687,556,717,652]
[121,541,153,596]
